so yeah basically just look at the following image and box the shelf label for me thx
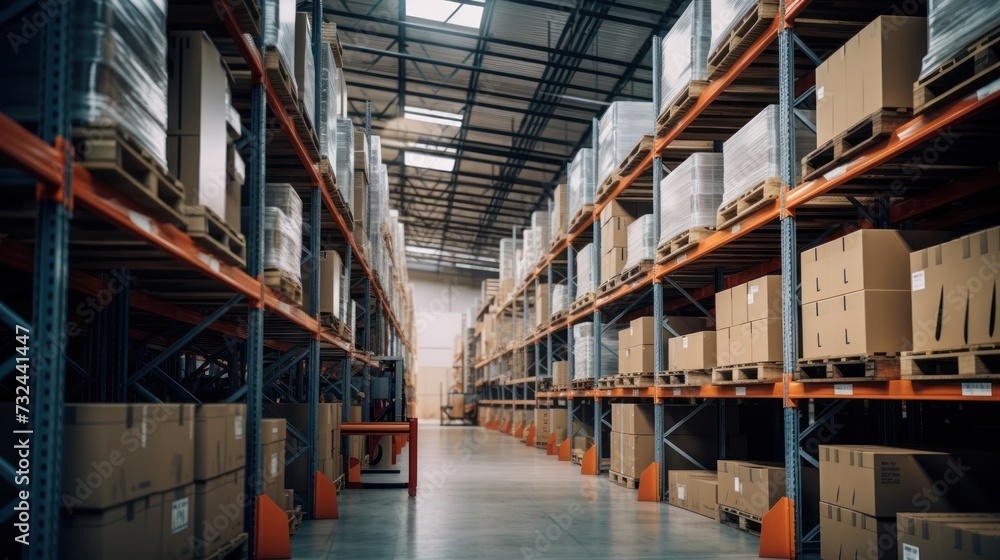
[128,210,155,235]
[962,383,992,397]
[977,77,1000,100]
[731,223,742,234]
[673,388,681,396]
[911,271,925,291]
[824,163,849,181]
[632,389,639,397]
[834,384,853,396]
[197,253,221,273]
[735,387,747,396]
[676,254,687,264]
[279,302,291,316]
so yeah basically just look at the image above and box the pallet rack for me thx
[0,2,412,557]
[474,0,1000,555]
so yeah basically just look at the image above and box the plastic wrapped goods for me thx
[263,0,296,91]
[576,243,594,296]
[567,148,595,226]
[658,153,724,245]
[293,14,315,130]
[598,102,654,187]
[263,208,302,283]
[550,284,567,317]
[660,0,711,112]
[335,118,354,208]
[624,215,656,270]
[710,0,758,56]
[522,228,535,280]
[572,322,619,380]
[499,239,521,281]
[921,0,1000,80]
[319,47,339,161]
[532,211,550,256]
[70,0,169,167]
[265,183,303,219]
[722,105,815,206]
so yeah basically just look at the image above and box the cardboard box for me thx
[630,344,655,374]
[193,470,244,559]
[668,470,700,512]
[611,404,655,435]
[910,236,973,352]
[750,318,783,363]
[845,33,866,132]
[62,404,195,509]
[668,331,717,370]
[819,502,897,560]
[264,403,338,459]
[897,513,1000,560]
[819,445,956,517]
[746,275,782,322]
[691,475,720,520]
[966,226,1000,346]
[618,434,655,478]
[158,484,196,560]
[601,247,627,283]
[283,489,295,511]
[260,419,286,507]
[552,361,569,387]
[715,288,733,329]
[610,431,622,474]
[619,346,631,374]
[61,493,159,559]
[629,316,657,346]
[550,184,568,234]
[814,43,845,145]
[858,17,926,118]
[716,460,786,518]
[194,404,246,481]
[716,327,732,367]
[600,199,650,224]
[601,215,631,250]
[729,323,753,365]
[802,290,912,359]
[731,283,748,325]
[535,284,549,328]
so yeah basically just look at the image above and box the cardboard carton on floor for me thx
[819,502,897,560]
[194,404,246,481]
[261,418,287,507]
[716,460,785,518]
[897,512,1000,560]
[669,470,718,520]
[158,483,197,560]
[193,471,244,559]
[60,493,158,559]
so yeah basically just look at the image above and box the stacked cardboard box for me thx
[668,331,717,371]
[261,418,287,507]
[610,404,655,479]
[552,361,569,387]
[535,283,549,329]
[669,470,720,520]
[716,460,786,519]
[265,403,343,494]
[349,405,366,466]
[910,226,1000,352]
[550,184,568,237]
[60,404,197,560]
[600,201,653,283]
[622,316,709,374]
[192,404,246,558]
[534,408,568,444]
[897,512,1000,560]
[813,16,925,145]
[714,275,783,366]
[801,231,951,360]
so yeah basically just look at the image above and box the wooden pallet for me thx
[231,0,261,35]
[571,450,584,465]
[716,177,782,229]
[549,309,569,324]
[570,292,595,314]
[619,260,654,285]
[901,345,1000,380]
[657,369,713,387]
[707,0,780,79]
[596,135,656,202]
[719,505,763,536]
[914,27,1000,116]
[72,125,186,226]
[184,205,247,267]
[286,506,304,535]
[549,231,569,253]
[320,313,350,339]
[656,227,715,263]
[263,269,303,305]
[712,362,783,385]
[567,204,595,234]
[609,470,639,489]
[320,21,345,67]
[549,384,569,393]
[318,158,355,230]
[596,275,622,297]
[202,532,249,560]
[333,473,346,493]
[656,80,711,135]
[797,354,899,382]
[571,377,595,390]
[801,109,913,181]
[263,49,320,162]
[596,376,616,389]
[616,372,655,388]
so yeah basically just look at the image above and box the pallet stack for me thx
[713,275,783,383]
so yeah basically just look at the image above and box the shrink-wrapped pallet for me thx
[335,118,354,208]
[576,243,594,296]
[567,149,595,227]
[597,102,654,187]
[550,284,568,317]
[532,211,550,258]
[624,215,656,270]
[710,0,758,57]
[572,322,619,380]
[263,0,296,89]
[499,239,521,281]
[658,153,724,245]
[921,0,1000,80]
[660,0,712,112]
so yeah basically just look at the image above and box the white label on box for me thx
[902,543,920,560]
[977,77,1000,101]
[128,210,155,235]
[171,497,190,533]
[962,383,992,397]
[673,389,681,396]
[270,452,279,477]
[677,254,687,264]
[749,285,759,294]
[734,476,742,493]
[911,270,926,291]
[747,293,754,305]
[834,384,853,396]
[235,415,244,440]
[731,224,741,234]
[816,86,824,100]
[677,484,686,500]
[735,387,747,396]
[682,336,689,349]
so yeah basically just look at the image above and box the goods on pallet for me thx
[668,331,717,370]
[910,226,1000,351]
[921,0,1000,82]
[716,460,785,519]
[715,275,781,366]
[481,279,500,303]
[669,470,720,520]
[261,418,287,506]
[293,14,317,130]
[572,322,617,380]
[336,118,355,211]
[71,0,170,167]
[534,408,568,443]
[597,101,654,187]
[167,31,231,221]
[709,0,763,56]
[319,49,340,160]
[550,284,568,317]
[800,230,951,360]
[576,243,595,295]
[897,512,1000,560]
[659,0,711,112]
[535,283,548,328]
[567,148,595,229]
[532,210,550,259]
[552,360,569,387]
[600,201,652,283]
[499,238,521,290]
[657,153,724,247]
[194,470,245,559]
[264,0,297,91]
[267,403,343,495]
[301,250,347,319]
[623,214,655,270]
[263,183,304,285]
[722,105,815,207]
[192,404,246,559]
[549,184,568,238]
[519,228,535,283]
[819,503,897,560]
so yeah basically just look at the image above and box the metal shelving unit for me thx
[0,1,413,557]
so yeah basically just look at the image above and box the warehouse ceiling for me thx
[326,0,685,271]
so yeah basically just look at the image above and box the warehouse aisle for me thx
[292,424,762,559]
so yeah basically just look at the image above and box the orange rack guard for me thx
[341,420,418,496]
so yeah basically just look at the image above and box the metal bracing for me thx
[661,401,714,471]
[650,33,667,501]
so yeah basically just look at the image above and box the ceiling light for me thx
[404,106,464,127]
[405,151,456,172]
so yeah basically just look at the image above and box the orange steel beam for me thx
[0,113,63,187]
[783,0,813,23]
[215,0,263,82]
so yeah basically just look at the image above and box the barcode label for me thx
[834,384,853,396]
[962,383,992,397]
[735,387,747,396]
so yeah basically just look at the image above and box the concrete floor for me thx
[292,424,764,559]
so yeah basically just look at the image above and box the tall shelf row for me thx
[471,0,1000,556]
[0,1,412,557]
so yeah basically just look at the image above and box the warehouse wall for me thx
[409,270,481,420]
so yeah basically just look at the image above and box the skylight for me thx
[405,151,456,172]
[411,142,457,154]
[406,0,484,29]
[404,106,464,127]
